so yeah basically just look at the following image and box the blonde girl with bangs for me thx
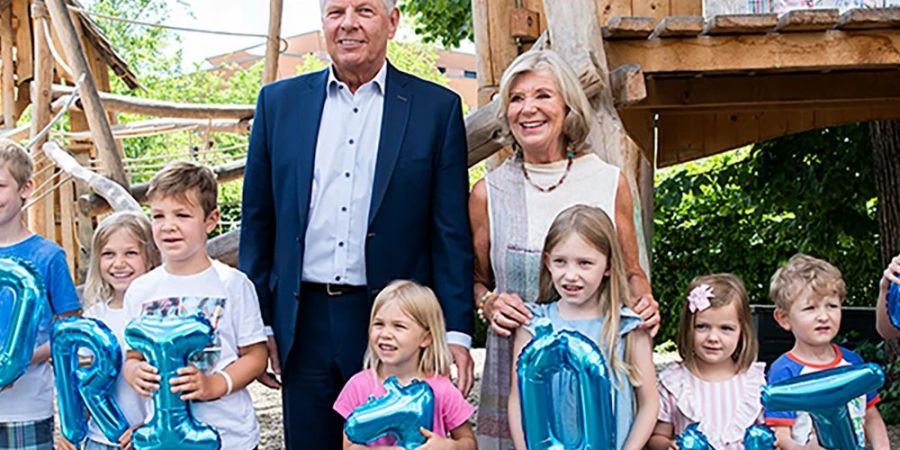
[649,274,765,450]
[508,205,658,450]
[59,211,159,450]
[333,280,476,450]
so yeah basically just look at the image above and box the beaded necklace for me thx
[519,147,575,193]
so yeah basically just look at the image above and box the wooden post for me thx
[262,0,283,85]
[1,2,15,128]
[543,0,653,271]
[29,0,55,239]
[44,0,128,187]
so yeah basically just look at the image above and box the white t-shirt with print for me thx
[124,260,267,450]
[83,302,150,446]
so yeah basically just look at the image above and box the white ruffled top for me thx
[657,362,767,449]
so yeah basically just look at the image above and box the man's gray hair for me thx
[320,0,396,13]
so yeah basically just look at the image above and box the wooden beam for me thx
[609,64,646,106]
[13,0,31,89]
[81,159,246,214]
[596,0,631,27]
[650,15,704,39]
[29,0,54,239]
[59,117,252,140]
[606,29,900,74]
[603,16,656,39]
[836,7,900,30]
[630,70,900,112]
[45,0,128,187]
[472,0,495,90]
[262,0,283,85]
[42,140,141,211]
[703,14,778,35]
[775,9,839,33]
[669,0,702,16]
[657,105,900,167]
[1,3,14,128]
[52,85,256,120]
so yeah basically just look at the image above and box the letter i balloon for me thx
[125,315,221,450]
[0,257,47,389]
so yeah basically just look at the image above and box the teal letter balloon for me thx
[344,376,435,450]
[0,257,47,389]
[516,319,615,450]
[124,315,221,450]
[52,317,129,446]
[762,363,884,450]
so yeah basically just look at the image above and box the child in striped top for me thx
[648,274,766,450]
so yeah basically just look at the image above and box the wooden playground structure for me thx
[0,0,898,281]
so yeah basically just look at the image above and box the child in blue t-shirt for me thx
[766,254,889,450]
[0,139,81,449]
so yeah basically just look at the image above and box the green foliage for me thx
[652,124,880,343]
[398,0,473,48]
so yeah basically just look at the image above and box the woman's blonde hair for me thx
[677,273,758,374]
[363,280,453,377]
[497,49,595,155]
[537,205,638,385]
[83,211,159,308]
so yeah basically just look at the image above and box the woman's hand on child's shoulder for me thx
[123,359,160,397]
[170,365,227,401]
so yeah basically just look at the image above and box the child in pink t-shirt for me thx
[333,280,476,449]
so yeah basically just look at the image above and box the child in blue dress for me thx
[508,205,658,450]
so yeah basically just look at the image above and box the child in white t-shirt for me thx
[122,161,267,450]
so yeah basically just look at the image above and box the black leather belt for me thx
[301,282,367,296]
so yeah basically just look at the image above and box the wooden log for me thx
[51,85,256,120]
[13,0,31,88]
[29,0,54,239]
[472,0,495,89]
[704,14,778,35]
[45,0,128,187]
[80,159,246,214]
[605,29,900,74]
[42,140,141,212]
[650,15,704,39]
[775,9,839,32]
[609,64,646,106]
[1,123,29,140]
[263,0,283,85]
[510,7,541,41]
[1,3,14,128]
[207,230,239,267]
[603,16,657,39]
[836,7,900,30]
[59,117,252,140]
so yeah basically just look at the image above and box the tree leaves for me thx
[653,125,880,343]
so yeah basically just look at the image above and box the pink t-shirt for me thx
[333,369,475,446]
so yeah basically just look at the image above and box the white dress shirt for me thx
[299,63,471,348]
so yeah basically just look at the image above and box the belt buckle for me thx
[325,283,343,296]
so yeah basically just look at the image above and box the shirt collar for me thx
[327,61,388,95]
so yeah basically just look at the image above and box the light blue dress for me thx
[524,302,643,450]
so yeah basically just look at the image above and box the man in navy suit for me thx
[239,0,474,448]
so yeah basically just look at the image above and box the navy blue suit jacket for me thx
[239,64,474,364]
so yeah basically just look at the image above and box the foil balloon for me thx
[516,319,615,450]
[124,315,221,450]
[52,317,129,446]
[762,363,884,450]
[888,282,900,330]
[344,376,435,450]
[676,423,712,450]
[0,257,47,389]
[743,424,776,450]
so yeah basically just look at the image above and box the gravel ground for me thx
[57,349,900,449]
